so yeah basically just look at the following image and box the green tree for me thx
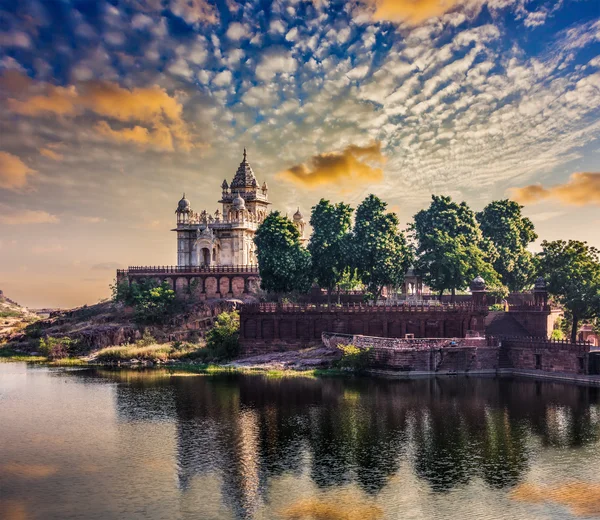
[308,199,354,304]
[476,200,537,292]
[537,240,600,342]
[351,194,413,301]
[254,211,312,295]
[112,278,178,324]
[412,195,502,301]
[205,311,240,360]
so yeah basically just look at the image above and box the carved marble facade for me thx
[174,149,305,267]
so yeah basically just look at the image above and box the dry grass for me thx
[95,342,202,362]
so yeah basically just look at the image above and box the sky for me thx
[0,0,599,308]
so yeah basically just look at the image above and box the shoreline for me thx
[4,351,600,386]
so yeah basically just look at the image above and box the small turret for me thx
[176,193,191,224]
[470,275,487,306]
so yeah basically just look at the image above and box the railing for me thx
[242,302,487,314]
[507,303,552,312]
[499,335,593,348]
[117,265,260,275]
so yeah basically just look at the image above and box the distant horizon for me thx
[1,0,599,308]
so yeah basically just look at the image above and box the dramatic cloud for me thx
[5,76,194,151]
[364,0,469,25]
[279,142,386,188]
[510,173,600,206]
[0,209,59,225]
[0,151,36,190]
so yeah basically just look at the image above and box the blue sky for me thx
[0,0,599,307]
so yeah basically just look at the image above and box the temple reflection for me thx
[97,370,600,518]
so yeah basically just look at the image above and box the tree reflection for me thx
[100,370,600,518]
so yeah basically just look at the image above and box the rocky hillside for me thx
[0,293,38,339]
[4,299,238,354]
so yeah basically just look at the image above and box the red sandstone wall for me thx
[240,304,488,353]
[503,338,590,374]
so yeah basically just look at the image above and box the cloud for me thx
[255,48,297,81]
[226,22,251,41]
[0,210,59,225]
[510,172,600,206]
[6,77,194,152]
[77,216,107,224]
[279,142,386,188]
[39,147,64,161]
[364,0,468,25]
[95,121,176,151]
[169,0,218,25]
[90,262,123,271]
[0,152,37,190]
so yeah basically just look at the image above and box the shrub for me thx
[137,330,156,347]
[336,344,372,372]
[203,311,240,361]
[550,328,565,340]
[39,336,80,360]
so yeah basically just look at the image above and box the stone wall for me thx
[322,332,500,373]
[239,303,488,354]
[502,337,590,374]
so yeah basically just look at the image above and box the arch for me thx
[175,277,188,296]
[205,277,218,296]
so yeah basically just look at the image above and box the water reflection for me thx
[2,364,600,520]
[99,371,600,517]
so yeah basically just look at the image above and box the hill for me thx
[0,291,38,339]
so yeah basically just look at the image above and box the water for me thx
[2,364,600,520]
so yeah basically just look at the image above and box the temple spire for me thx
[243,147,247,160]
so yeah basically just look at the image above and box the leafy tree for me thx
[113,278,178,324]
[351,194,413,301]
[412,195,502,301]
[537,240,600,342]
[204,311,240,360]
[308,199,354,304]
[254,211,312,295]
[476,200,537,292]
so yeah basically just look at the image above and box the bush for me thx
[550,328,565,340]
[39,336,80,360]
[336,344,372,372]
[203,311,240,361]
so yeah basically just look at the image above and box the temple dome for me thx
[293,207,304,221]
[230,148,258,189]
[177,194,190,212]
[232,192,246,210]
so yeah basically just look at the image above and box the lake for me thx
[1,363,600,519]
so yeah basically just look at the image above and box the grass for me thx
[165,362,349,379]
[94,342,205,363]
[0,310,24,318]
[0,347,86,365]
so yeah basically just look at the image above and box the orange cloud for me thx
[279,142,385,188]
[363,0,464,25]
[510,172,600,206]
[0,151,36,190]
[0,210,59,225]
[95,121,176,152]
[39,147,63,161]
[4,74,193,152]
